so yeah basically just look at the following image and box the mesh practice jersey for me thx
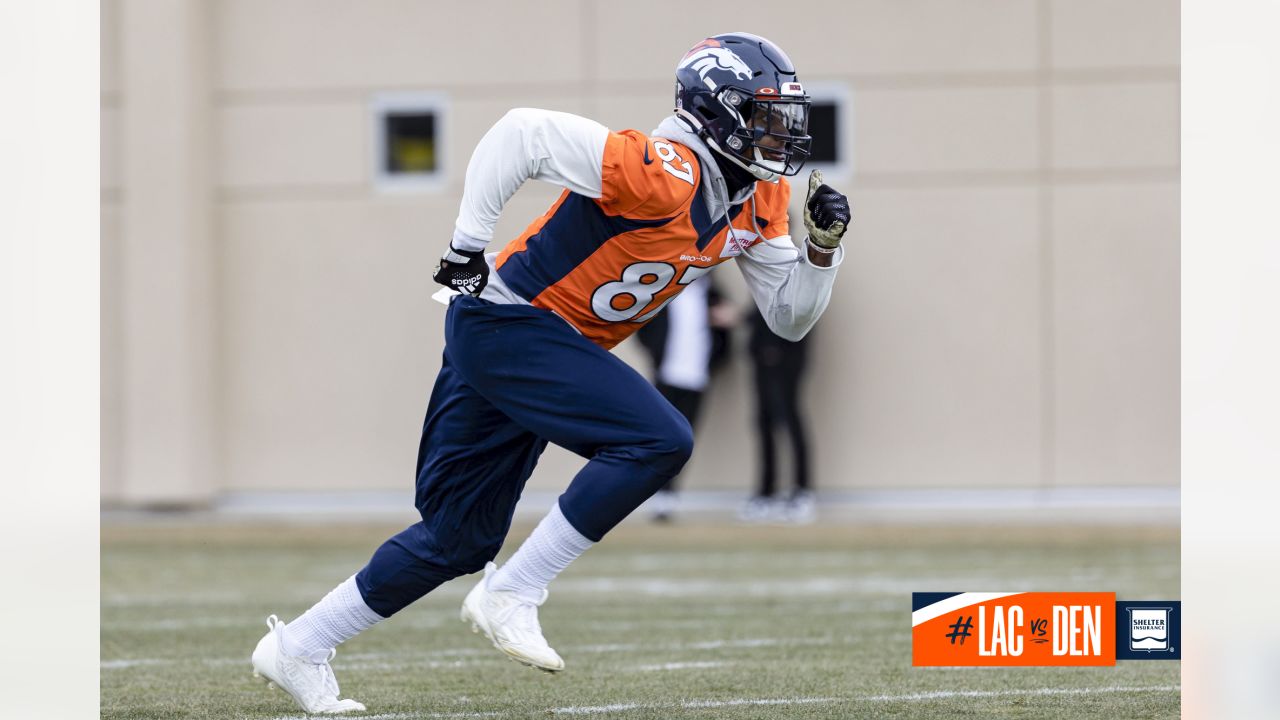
[451,109,842,349]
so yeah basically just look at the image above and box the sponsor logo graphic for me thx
[912,592,1116,666]
[720,228,759,258]
[1116,601,1180,660]
[1130,609,1169,650]
[680,254,713,263]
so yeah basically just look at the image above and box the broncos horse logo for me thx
[678,46,753,91]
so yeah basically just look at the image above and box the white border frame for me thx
[802,82,855,183]
[371,91,449,193]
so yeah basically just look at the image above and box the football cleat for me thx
[250,615,366,715]
[460,562,565,672]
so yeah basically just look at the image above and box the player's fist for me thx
[803,169,850,250]
[432,245,489,296]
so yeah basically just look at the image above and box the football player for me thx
[251,32,850,714]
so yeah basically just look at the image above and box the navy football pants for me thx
[355,296,694,617]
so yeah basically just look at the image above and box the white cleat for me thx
[250,615,367,715]
[460,562,565,673]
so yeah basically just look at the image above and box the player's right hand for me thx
[432,245,489,296]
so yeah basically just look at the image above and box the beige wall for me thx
[102,0,1179,504]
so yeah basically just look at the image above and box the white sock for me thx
[489,503,595,603]
[281,575,385,662]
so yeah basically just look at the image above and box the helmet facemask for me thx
[717,90,811,181]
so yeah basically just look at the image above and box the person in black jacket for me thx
[741,304,815,524]
[636,275,732,522]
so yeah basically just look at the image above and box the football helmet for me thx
[675,32,812,183]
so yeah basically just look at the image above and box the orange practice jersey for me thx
[494,129,790,349]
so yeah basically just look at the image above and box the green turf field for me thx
[101,521,1179,719]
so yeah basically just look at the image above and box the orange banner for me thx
[912,592,1116,666]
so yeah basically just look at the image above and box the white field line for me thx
[631,660,727,671]
[100,659,166,669]
[103,611,886,635]
[342,659,501,671]
[568,636,835,653]
[100,636,829,671]
[682,697,838,709]
[551,704,642,716]
[550,697,838,715]
[101,591,248,608]
[552,575,1101,598]
[865,685,1182,702]
[102,617,249,631]
[102,570,1123,609]
[249,686,1186,719]
[266,707,499,712]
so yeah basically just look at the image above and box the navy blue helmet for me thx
[675,32,812,183]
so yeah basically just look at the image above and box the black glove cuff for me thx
[444,245,485,264]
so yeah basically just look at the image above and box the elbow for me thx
[765,308,815,342]
[773,324,811,343]
[778,325,808,340]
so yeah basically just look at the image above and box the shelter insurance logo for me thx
[913,593,1181,666]
[1116,601,1181,660]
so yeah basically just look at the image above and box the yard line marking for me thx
[549,697,837,715]
[103,617,247,631]
[555,575,1072,598]
[264,707,499,712]
[103,657,250,669]
[102,635,836,672]
[343,659,503,671]
[564,636,836,654]
[100,659,164,669]
[550,703,643,715]
[632,660,727,671]
[681,697,837,708]
[101,591,247,607]
[865,685,1181,701]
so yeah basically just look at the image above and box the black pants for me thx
[654,382,704,493]
[750,345,809,497]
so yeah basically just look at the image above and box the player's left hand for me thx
[432,245,489,296]
[803,169,850,250]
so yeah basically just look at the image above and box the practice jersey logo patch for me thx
[720,228,759,258]
[679,46,752,91]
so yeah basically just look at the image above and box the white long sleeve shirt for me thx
[451,108,842,347]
